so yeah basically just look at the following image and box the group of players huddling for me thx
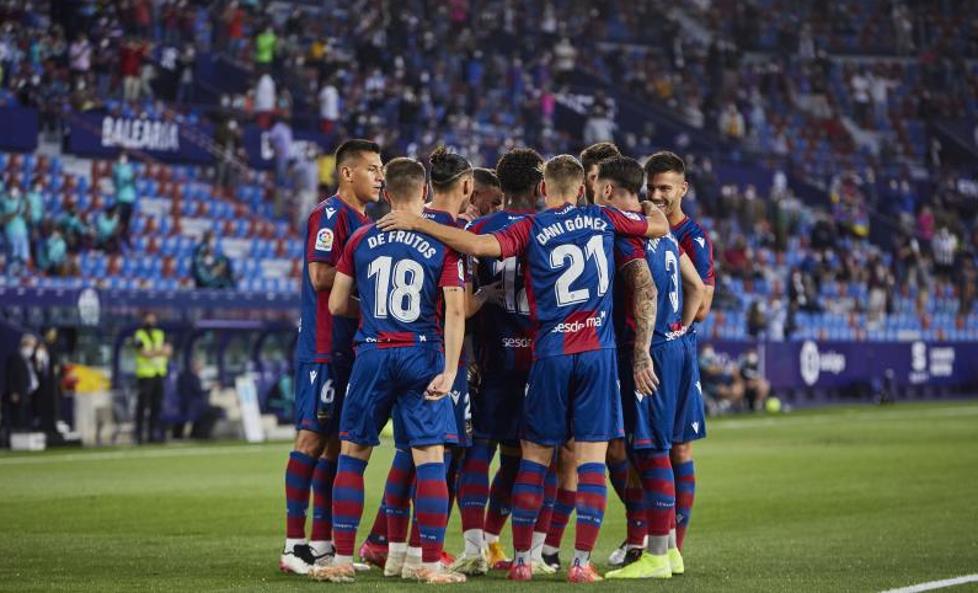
[278,138,716,584]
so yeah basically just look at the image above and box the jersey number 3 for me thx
[368,256,424,322]
[550,236,609,306]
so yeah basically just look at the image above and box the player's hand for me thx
[425,372,456,400]
[459,204,480,223]
[640,200,657,216]
[378,210,421,232]
[476,281,504,307]
[634,351,659,396]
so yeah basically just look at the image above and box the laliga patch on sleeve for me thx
[622,210,642,220]
[315,228,334,251]
[457,260,464,282]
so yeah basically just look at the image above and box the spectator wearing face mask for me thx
[133,312,171,444]
[192,230,235,289]
[113,152,136,240]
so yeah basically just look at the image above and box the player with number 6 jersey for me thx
[280,140,383,576]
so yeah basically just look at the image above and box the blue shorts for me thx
[472,368,527,444]
[674,333,707,443]
[294,356,351,435]
[341,347,459,448]
[618,341,684,451]
[522,350,624,446]
[395,369,470,448]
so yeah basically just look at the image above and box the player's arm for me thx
[465,280,502,318]
[695,284,715,322]
[308,262,337,292]
[427,286,465,400]
[327,271,357,317]
[378,211,503,258]
[640,202,671,238]
[622,258,659,396]
[679,253,706,328]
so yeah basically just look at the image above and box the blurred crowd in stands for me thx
[0,0,977,342]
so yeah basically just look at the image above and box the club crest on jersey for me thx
[315,228,334,251]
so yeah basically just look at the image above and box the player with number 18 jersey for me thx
[336,225,464,448]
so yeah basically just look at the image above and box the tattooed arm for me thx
[622,258,659,395]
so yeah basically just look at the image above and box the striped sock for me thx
[674,460,695,550]
[544,487,575,550]
[510,459,548,553]
[574,462,607,553]
[332,455,368,557]
[485,451,519,537]
[285,451,316,539]
[637,451,675,539]
[366,504,387,545]
[607,458,629,504]
[383,448,416,544]
[415,462,449,563]
[310,457,337,543]
[624,479,648,548]
[533,459,558,535]
[458,441,492,532]
[444,450,459,514]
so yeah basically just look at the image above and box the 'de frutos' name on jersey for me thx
[337,223,464,350]
[491,203,648,359]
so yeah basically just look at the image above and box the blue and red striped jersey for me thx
[466,209,536,374]
[614,232,685,348]
[423,206,470,367]
[671,215,715,287]
[491,203,649,359]
[336,223,464,351]
[297,195,371,364]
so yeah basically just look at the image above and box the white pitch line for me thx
[0,442,285,466]
[879,574,978,593]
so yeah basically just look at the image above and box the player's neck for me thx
[543,196,575,210]
[667,208,687,227]
[428,193,462,218]
[336,187,367,215]
[505,192,536,212]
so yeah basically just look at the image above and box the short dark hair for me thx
[496,148,543,196]
[644,150,686,178]
[580,142,621,174]
[383,157,426,201]
[428,146,472,191]
[335,139,381,168]
[597,156,645,195]
[472,167,500,189]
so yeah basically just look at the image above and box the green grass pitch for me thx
[2,400,978,593]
